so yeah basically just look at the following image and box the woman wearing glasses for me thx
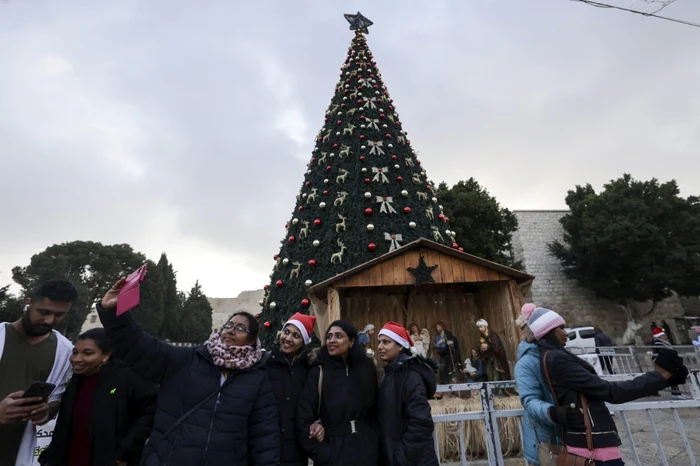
[96,278,280,466]
[296,320,380,466]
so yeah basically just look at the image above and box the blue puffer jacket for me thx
[514,341,559,466]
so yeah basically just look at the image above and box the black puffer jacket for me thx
[97,304,280,466]
[538,340,668,450]
[378,353,439,466]
[296,348,380,466]
[265,348,311,466]
[40,361,157,466]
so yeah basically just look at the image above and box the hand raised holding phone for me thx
[101,264,147,314]
[101,277,126,311]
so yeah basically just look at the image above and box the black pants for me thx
[598,355,615,374]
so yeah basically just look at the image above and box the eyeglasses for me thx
[223,323,250,334]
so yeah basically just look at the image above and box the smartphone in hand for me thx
[117,264,148,316]
[21,382,56,402]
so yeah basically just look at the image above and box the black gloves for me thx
[654,348,690,386]
[548,405,585,431]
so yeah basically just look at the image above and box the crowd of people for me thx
[0,277,693,466]
[0,279,440,466]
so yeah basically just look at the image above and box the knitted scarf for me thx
[205,332,262,370]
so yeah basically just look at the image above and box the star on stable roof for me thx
[344,12,373,34]
[407,255,439,285]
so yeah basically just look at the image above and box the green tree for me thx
[549,174,700,343]
[158,254,181,340]
[132,259,163,337]
[436,178,521,268]
[258,28,453,347]
[176,281,213,343]
[11,241,146,340]
[0,284,23,323]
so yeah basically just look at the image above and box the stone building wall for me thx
[209,289,265,330]
[512,210,689,344]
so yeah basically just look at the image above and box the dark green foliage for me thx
[257,32,453,347]
[131,259,163,336]
[11,241,146,340]
[436,179,520,268]
[0,283,23,323]
[177,281,213,343]
[549,174,700,315]
[156,254,181,340]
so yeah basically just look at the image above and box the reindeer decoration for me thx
[339,145,351,158]
[405,157,415,168]
[432,226,444,242]
[412,173,422,184]
[289,261,302,279]
[396,134,406,145]
[417,191,428,201]
[334,191,348,207]
[346,107,358,117]
[322,130,331,143]
[299,220,310,239]
[330,239,347,264]
[336,169,349,184]
[425,207,434,220]
[306,188,318,205]
[343,124,356,136]
[317,152,328,166]
[336,215,347,233]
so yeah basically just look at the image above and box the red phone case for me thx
[117,264,147,316]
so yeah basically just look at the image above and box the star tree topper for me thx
[407,256,439,285]
[344,12,373,34]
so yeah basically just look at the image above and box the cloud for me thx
[1,0,699,297]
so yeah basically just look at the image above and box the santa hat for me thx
[476,319,489,327]
[528,308,566,340]
[378,322,416,354]
[285,313,316,345]
[652,327,665,338]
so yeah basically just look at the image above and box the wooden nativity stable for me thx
[307,238,534,371]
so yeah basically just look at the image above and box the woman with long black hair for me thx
[265,313,324,466]
[295,320,380,466]
[40,328,156,466]
[376,322,438,466]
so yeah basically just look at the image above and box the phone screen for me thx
[22,382,56,401]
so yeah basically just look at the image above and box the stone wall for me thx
[512,210,689,344]
[209,289,265,330]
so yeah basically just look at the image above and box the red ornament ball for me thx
[360,115,366,120]
[314,219,322,226]
[255,313,261,319]
[344,89,349,94]
[364,178,371,184]
[385,133,391,139]
[305,181,311,187]
[438,213,445,221]
[452,243,459,249]
[264,284,270,291]
[445,217,450,223]
[403,207,411,214]
[379,113,385,118]
[341,103,346,108]
[276,280,284,288]
[458,247,464,252]
[336,120,342,125]
[301,298,310,307]
[368,243,377,251]
[309,259,317,266]
[288,236,296,243]
[298,206,304,211]
[360,135,366,140]
[359,156,366,161]
[365,208,373,216]
[391,155,397,160]
[323,190,329,195]
[397,176,403,182]
[264,321,271,328]
[326,165,332,171]
[333,143,339,148]
[417,160,421,165]
[273,255,279,260]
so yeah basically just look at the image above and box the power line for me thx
[571,0,700,28]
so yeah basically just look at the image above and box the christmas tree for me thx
[258,13,456,346]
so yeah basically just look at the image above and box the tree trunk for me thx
[619,300,658,345]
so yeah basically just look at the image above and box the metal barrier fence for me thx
[432,370,700,465]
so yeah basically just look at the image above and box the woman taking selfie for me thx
[376,322,438,466]
[296,320,379,466]
[265,313,324,466]
[97,278,280,466]
[40,328,157,466]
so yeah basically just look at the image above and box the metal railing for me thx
[431,370,700,465]
[568,345,700,379]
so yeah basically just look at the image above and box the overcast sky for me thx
[1,0,699,299]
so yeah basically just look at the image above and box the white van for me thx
[565,326,597,354]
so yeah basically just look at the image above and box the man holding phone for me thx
[0,279,76,466]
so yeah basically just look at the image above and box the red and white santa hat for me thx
[285,313,317,345]
[652,327,665,338]
[378,321,416,354]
